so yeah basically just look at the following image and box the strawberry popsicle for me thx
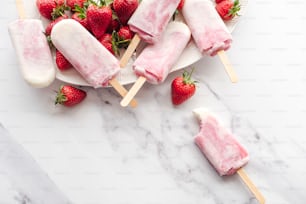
[51,19,137,107]
[8,19,56,88]
[133,21,191,84]
[193,108,265,203]
[182,0,232,56]
[51,19,120,88]
[120,0,181,67]
[120,22,190,106]
[182,0,238,83]
[128,0,181,44]
[193,108,249,175]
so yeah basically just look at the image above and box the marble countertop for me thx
[1,0,306,203]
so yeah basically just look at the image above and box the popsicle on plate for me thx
[134,21,191,84]
[182,0,237,82]
[193,108,265,203]
[120,0,181,67]
[51,19,137,107]
[120,21,191,106]
[8,19,56,88]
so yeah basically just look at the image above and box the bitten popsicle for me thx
[193,108,265,204]
[119,0,181,67]
[182,0,238,82]
[120,21,191,107]
[8,0,55,88]
[51,19,137,107]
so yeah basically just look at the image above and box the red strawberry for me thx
[86,4,112,38]
[118,26,133,40]
[99,33,115,54]
[72,12,89,30]
[113,0,138,25]
[45,14,68,36]
[177,0,185,10]
[216,0,240,21]
[36,0,65,20]
[107,19,120,33]
[171,69,197,105]
[55,85,86,107]
[55,50,72,71]
[215,0,225,3]
[66,0,86,10]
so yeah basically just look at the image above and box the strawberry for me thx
[55,50,72,71]
[177,0,185,10]
[36,0,65,20]
[215,0,225,3]
[45,14,68,36]
[86,4,112,38]
[55,85,86,107]
[216,0,240,21]
[118,26,133,40]
[107,19,120,33]
[66,0,86,10]
[72,12,89,30]
[99,33,115,55]
[171,69,197,105]
[113,0,138,25]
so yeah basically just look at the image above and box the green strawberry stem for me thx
[111,31,120,56]
[51,3,69,20]
[227,0,241,18]
[55,86,67,105]
[183,67,197,85]
[74,5,87,18]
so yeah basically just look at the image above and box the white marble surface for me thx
[1,0,306,203]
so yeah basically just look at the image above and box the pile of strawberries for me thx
[36,0,139,71]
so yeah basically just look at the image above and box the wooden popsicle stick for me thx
[217,50,238,83]
[16,0,26,19]
[119,34,141,68]
[120,76,146,107]
[237,168,265,204]
[109,78,138,108]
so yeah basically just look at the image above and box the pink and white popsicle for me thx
[133,21,191,84]
[51,19,137,107]
[8,19,56,88]
[193,108,249,175]
[182,0,238,82]
[128,0,181,44]
[120,0,181,67]
[120,21,191,106]
[193,108,265,203]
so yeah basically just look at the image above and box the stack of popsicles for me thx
[193,108,265,204]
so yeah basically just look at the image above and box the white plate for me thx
[21,0,248,86]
